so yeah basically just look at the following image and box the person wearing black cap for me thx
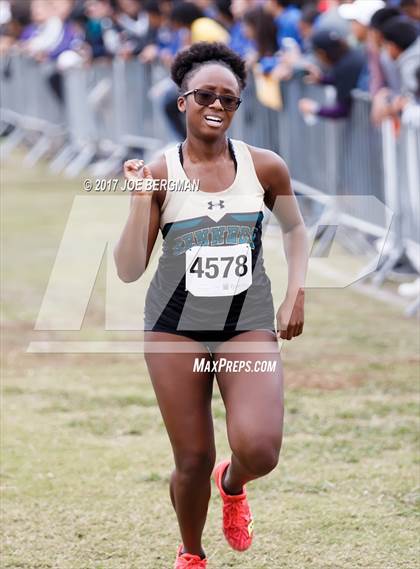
[382,16,419,95]
[298,28,365,119]
[368,7,402,96]
[371,16,419,124]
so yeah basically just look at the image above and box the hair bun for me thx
[171,42,247,90]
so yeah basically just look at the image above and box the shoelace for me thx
[224,499,251,530]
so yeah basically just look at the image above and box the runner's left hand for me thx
[276,288,305,340]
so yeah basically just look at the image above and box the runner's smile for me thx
[203,114,224,128]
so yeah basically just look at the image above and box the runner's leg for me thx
[145,331,215,558]
[213,330,284,494]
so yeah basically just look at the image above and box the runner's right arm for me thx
[114,155,167,282]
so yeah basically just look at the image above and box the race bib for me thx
[185,244,252,297]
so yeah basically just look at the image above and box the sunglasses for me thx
[182,89,242,111]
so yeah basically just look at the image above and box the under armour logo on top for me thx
[208,200,225,210]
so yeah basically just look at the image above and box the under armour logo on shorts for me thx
[208,200,225,210]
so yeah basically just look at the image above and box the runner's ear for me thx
[177,96,186,113]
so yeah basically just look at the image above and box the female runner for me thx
[114,42,308,569]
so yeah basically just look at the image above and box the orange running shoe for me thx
[173,545,207,568]
[213,460,254,551]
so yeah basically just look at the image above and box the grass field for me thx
[2,153,420,569]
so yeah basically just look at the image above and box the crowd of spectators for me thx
[0,0,419,128]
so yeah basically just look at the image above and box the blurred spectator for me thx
[0,0,31,53]
[229,0,256,58]
[140,1,166,49]
[144,1,185,66]
[368,6,401,95]
[82,0,114,59]
[49,0,83,62]
[400,0,420,22]
[299,4,320,52]
[115,0,147,36]
[382,16,419,95]
[11,1,83,103]
[242,6,279,71]
[371,16,419,123]
[214,0,234,31]
[20,0,67,59]
[338,0,385,91]
[338,0,385,41]
[138,0,170,63]
[298,28,365,119]
[314,0,350,37]
[16,0,82,64]
[265,0,303,50]
[267,3,319,81]
[170,1,229,46]
[107,0,150,58]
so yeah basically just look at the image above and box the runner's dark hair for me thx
[171,42,247,92]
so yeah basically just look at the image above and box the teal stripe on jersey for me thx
[231,213,263,222]
[162,217,205,238]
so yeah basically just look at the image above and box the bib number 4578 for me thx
[189,254,248,279]
[185,244,252,297]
